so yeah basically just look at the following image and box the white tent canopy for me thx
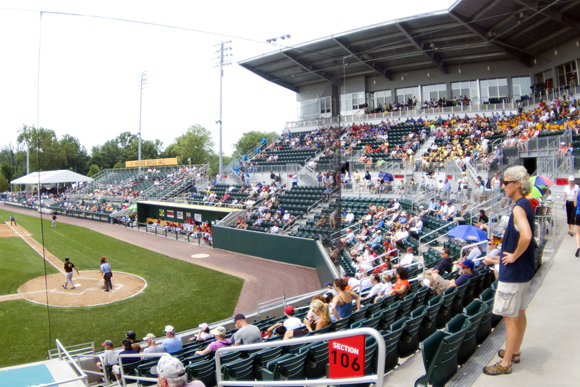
[11,170,93,185]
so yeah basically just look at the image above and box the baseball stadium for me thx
[1,0,580,386]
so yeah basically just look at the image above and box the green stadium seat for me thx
[414,315,471,387]
[458,300,488,364]
[398,306,427,358]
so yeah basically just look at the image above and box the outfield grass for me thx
[0,237,58,294]
[0,208,244,368]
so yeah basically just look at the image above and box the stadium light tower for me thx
[138,71,147,169]
[213,41,233,181]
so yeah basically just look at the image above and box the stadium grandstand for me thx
[2,0,580,386]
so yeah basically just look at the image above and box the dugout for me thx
[136,201,241,225]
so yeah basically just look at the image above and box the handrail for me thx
[215,328,386,387]
[37,339,89,387]
[468,192,503,224]
[118,353,172,386]
[459,240,488,261]
[419,220,458,246]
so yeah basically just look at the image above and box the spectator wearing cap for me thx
[188,323,214,343]
[429,258,479,295]
[282,306,303,330]
[232,314,261,346]
[454,203,469,225]
[436,201,448,219]
[112,339,140,382]
[482,240,501,280]
[324,281,338,297]
[393,247,415,269]
[340,228,355,244]
[424,248,453,279]
[95,340,118,378]
[345,210,355,223]
[154,356,204,387]
[125,331,137,343]
[142,334,165,356]
[162,325,183,354]
[194,326,232,356]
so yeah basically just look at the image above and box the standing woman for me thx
[331,278,360,320]
[574,187,580,257]
[563,175,579,236]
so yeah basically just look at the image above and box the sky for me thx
[0,0,455,157]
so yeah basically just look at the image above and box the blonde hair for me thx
[310,299,331,323]
[504,166,531,196]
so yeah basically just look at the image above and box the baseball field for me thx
[0,208,243,368]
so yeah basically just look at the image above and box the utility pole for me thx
[138,71,147,170]
[213,41,233,181]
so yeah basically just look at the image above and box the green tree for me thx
[113,162,124,169]
[17,126,65,171]
[59,134,90,174]
[0,172,9,192]
[209,154,233,178]
[89,132,162,169]
[162,124,215,165]
[233,131,278,157]
[87,164,101,177]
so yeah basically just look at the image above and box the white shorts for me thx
[493,281,530,318]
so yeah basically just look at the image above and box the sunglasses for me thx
[502,180,517,185]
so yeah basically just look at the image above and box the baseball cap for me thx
[234,313,246,321]
[199,323,209,330]
[210,326,227,336]
[164,325,175,334]
[101,340,113,347]
[284,305,295,315]
[569,175,575,181]
[458,259,475,269]
[143,333,156,341]
[347,228,352,232]
[65,257,69,261]
[151,356,186,378]
[126,331,136,340]
[324,281,333,287]
[406,247,413,252]
[344,273,352,278]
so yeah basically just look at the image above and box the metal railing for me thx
[419,220,459,247]
[286,101,520,128]
[37,339,89,387]
[215,328,386,387]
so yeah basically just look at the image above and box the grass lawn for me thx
[0,208,244,368]
[0,237,58,294]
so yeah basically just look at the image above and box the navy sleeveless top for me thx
[336,294,353,319]
[499,197,535,283]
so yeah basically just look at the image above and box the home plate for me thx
[190,254,210,259]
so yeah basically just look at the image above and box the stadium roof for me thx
[11,170,93,185]
[239,0,580,92]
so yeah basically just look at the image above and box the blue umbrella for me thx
[447,225,488,242]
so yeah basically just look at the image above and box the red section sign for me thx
[394,174,404,179]
[556,178,568,186]
[329,335,365,379]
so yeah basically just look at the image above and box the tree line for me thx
[0,124,279,191]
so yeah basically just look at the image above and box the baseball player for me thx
[52,214,57,228]
[62,257,79,289]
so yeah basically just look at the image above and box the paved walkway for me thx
[2,204,322,314]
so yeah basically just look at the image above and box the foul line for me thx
[5,222,64,274]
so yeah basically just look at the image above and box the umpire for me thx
[100,257,113,292]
